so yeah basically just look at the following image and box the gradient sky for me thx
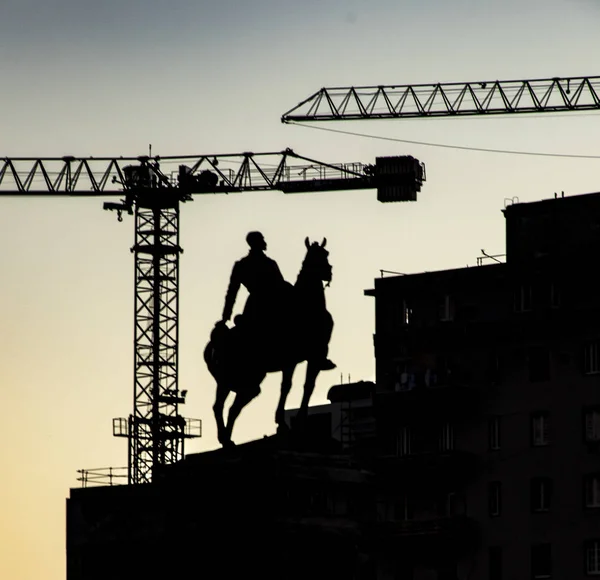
[1,1,599,578]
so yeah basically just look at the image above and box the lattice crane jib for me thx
[1,150,426,486]
[281,75,600,122]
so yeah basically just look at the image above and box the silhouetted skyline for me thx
[1,0,600,578]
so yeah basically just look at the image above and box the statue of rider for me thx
[221,231,335,370]
[221,231,286,330]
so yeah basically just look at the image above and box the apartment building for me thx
[364,191,600,579]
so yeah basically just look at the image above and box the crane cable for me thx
[287,121,600,160]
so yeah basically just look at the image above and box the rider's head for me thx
[246,231,266,252]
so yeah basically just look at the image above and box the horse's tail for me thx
[204,341,220,380]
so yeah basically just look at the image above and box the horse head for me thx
[303,236,332,285]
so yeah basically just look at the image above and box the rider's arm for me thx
[222,262,242,321]
[270,258,285,282]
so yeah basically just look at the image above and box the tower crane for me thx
[1,149,425,485]
[281,75,600,122]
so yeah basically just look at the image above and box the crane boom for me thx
[281,75,600,122]
[6,148,425,485]
[0,149,416,196]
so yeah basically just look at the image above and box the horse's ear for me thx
[305,237,310,249]
[321,237,327,248]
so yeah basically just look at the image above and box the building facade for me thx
[364,191,600,579]
[67,436,375,580]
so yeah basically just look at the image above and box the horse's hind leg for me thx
[297,360,320,425]
[224,386,260,445]
[213,382,229,446]
[275,365,295,430]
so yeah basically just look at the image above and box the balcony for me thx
[276,516,361,540]
[375,376,480,420]
[374,450,481,489]
[373,515,479,556]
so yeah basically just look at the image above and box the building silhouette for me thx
[283,380,376,449]
[67,191,600,579]
[362,191,600,579]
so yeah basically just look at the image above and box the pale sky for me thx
[1,1,600,578]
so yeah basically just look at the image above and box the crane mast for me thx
[281,75,600,122]
[1,149,425,485]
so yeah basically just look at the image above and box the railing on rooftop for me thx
[476,251,505,266]
[77,466,128,488]
[378,251,506,279]
[377,515,475,537]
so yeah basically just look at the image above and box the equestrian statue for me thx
[204,232,336,447]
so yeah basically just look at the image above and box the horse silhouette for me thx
[204,237,334,447]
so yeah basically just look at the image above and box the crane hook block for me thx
[103,201,132,222]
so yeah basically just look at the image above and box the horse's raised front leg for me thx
[224,386,260,446]
[213,382,229,446]
[297,360,320,424]
[275,365,296,429]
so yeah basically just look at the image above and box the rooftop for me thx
[368,190,600,289]
[364,262,505,296]
[503,190,600,216]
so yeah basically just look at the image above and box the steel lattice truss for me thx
[281,75,600,122]
[0,150,374,197]
[131,204,184,484]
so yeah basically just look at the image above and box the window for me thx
[360,557,377,580]
[396,426,411,457]
[395,561,414,580]
[439,294,455,322]
[489,546,503,580]
[531,543,552,579]
[584,342,600,375]
[308,490,330,515]
[585,408,600,443]
[446,492,466,516]
[515,285,532,312]
[550,283,560,309]
[439,422,454,452]
[531,477,553,512]
[394,494,413,521]
[489,416,501,450]
[437,563,458,580]
[529,347,550,382]
[402,299,412,325]
[584,475,600,508]
[386,300,412,330]
[585,540,600,575]
[489,481,502,517]
[531,412,550,447]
